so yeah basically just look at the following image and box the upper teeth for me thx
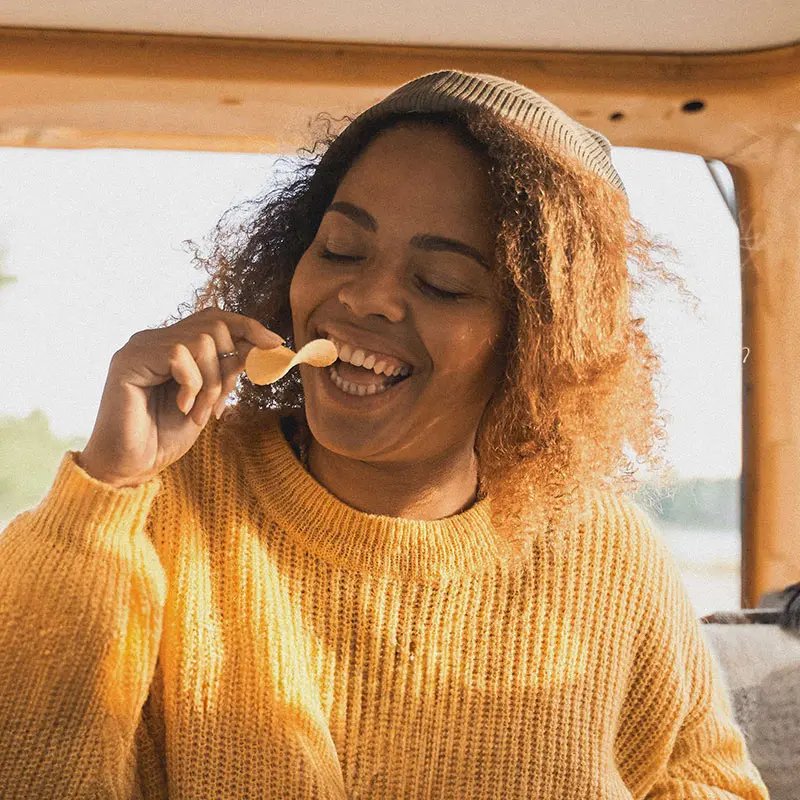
[325,337,412,378]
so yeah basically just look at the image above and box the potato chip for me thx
[245,339,338,385]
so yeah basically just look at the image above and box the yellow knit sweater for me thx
[0,412,769,799]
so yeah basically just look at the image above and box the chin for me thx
[306,413,391,461]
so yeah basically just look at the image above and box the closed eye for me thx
[320,248,467,301]
[414,278,466,301]
[320,248,362,263]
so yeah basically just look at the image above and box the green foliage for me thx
[633,475,741,529]
[0,245,17,289]
[0,410,87,528]
[0,249,89,528]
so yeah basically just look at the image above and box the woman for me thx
[0,70,769,798]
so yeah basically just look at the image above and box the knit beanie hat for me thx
[318,69,628,201]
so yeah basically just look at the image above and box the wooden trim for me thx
[0,28,797,155]
[730,128,800,608]
[1,27,799,607]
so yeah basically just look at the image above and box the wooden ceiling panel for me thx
[1,0,798,54]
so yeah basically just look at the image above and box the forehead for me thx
[332,123,494,225]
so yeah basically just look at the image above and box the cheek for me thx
[288,256,311,312]
[289,255,329,329]
[427,315,505,387]
[291,253,344,307]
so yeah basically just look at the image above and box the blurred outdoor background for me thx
[0,144,742,617]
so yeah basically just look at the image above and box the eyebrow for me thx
[324,200,490,271]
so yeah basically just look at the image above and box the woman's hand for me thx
[76,308,283,488]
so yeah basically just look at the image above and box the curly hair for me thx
[169,105,700,556]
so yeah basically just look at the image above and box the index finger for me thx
[213,310,285,350]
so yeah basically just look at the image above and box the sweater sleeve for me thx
[613,500,770,800]
[646,679,770,800]
[0,450,169,799]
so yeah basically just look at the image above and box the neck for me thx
[305,432,480,520]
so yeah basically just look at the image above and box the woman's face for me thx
[290,121,507,466]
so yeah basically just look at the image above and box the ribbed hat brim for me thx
[320,69,627,199]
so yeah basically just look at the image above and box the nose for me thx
[337,262,406,323]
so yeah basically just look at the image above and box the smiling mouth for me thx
[314,325,414,367]
[326,362,410,397]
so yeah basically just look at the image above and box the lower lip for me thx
[315,363,413,407]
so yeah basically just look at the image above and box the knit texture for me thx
[0,412,769,798]
[317,69,628,200]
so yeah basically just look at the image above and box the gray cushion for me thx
[701,621,800,800]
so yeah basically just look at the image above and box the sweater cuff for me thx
[32,450,164,552]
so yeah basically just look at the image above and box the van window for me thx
[0,146,743,618]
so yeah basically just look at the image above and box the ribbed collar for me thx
[238,413,516,582]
